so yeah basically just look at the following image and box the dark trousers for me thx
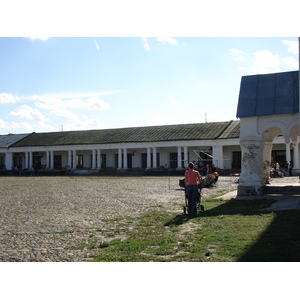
[186,185,198,216]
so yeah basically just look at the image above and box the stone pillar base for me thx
[237,185,264,197]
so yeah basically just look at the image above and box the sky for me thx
[0,37,298,135]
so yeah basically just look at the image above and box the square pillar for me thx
[212,145,224,169]
[152,147,157,168]
[29,152,33,170]
[177,146,182,169]
[50,151,54,169]
[147,147,151,169]
[123,148,128,169]
[92,150,96,169]
[183,146,188,168]
[45,151,49,169]
[238,139,265,196]
[285,139,291,163]
[97,149,102,169]
[118,148,122,169]
[68,150,72,169]
[5,152,13,170]
[72,150,76,169]
[25,152,29,169]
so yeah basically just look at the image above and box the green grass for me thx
[86,196,300,262]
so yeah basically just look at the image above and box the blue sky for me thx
[0,37,298,134]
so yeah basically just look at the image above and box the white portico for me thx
[236,71,300,196]
[0,121,241,174]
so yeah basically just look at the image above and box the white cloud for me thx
[10,105,48,122]
[10,122,33,131]
[66,97,110,110]
[93,39,100,50]
[253,50,280,68]
[36,121,55,131]
[243,50,281,74]
[282,40,299,54]
[157,37,178,45]
[282,56,298,69]
[229,48,246,61]
[51,109,79,121]
[34,94,110,111]
[0,93,19,104]
[0,117,33,132]
[232,44,298,75]
[27,37,49,41]
[0,118,10,129]
[35,96,66,110]
[61,118,104,131]
[169,100,182,108]
[142,37,151,51]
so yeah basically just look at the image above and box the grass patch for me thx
[89,197,300,262]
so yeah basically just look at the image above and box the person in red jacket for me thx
[185,162,201,217]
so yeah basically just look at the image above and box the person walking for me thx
[185,162,202,217]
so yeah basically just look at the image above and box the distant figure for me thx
[211,164,219,183]
[205,164,209,175]
[185,162,201,217]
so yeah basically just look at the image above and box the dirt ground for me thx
[0,175,238,262]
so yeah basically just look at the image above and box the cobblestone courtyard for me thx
[0,175,240,261]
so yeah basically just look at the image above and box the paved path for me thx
[216,177,300,212]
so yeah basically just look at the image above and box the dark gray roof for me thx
[0,134,30,148]
[11,121,240,147]
[236,70,299,118]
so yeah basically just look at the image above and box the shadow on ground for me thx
[165,198,300,261]
[238,210,300,261]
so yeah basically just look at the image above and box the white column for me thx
[212,145,224,169]
[262,141,273,182]
[123,148,128,169]
[92,150,96,169]
[97,149,102,169]
[152,147,157,168]
[293,137,299,169]
[50,151,54,169]
[118,148,122,169]
[5,152,13,170]
[177,146,182,169]
[25,152,29,169]
[147,147,151,169]
[45,151,49,168]
[68,150,72,168]
[285,139,291,163]
[183,146,188,168]
[72,150,76,169]
[29,152,33,169]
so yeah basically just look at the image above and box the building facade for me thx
[0,119,296,177]
[0,121,240,174]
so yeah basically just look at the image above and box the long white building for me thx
[0,119,295,175]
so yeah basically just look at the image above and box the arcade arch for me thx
[238,115,299,196]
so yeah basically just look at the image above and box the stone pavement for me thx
[216,177,300,212]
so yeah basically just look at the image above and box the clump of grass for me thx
[88,197,300,262]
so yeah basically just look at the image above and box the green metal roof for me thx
[0,133,30,148]
[10,120,240,147]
